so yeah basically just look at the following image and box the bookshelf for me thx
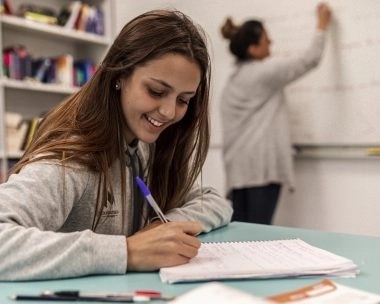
[0,14,111,45]
[0,0,115,182]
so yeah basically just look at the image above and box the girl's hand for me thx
[136,220,163,233]
[126,221,202,271]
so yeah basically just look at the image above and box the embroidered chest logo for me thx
[102,191,120,218]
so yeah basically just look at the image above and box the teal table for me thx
[1,221,379,302]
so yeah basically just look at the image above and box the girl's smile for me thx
[120,53,201,144]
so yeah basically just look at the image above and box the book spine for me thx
[64,1,82,29]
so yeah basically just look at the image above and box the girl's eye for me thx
[148,88,164,97]
[178,98,189,105]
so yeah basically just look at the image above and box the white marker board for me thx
[117,0,380,145]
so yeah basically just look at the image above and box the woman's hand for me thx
[126,221,202,271]
[317,3,332,31]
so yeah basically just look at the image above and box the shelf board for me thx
[1,78,80,94]
[0,14,110,46]
[6,152,24,159]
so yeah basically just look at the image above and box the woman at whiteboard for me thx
[220,3,332,224]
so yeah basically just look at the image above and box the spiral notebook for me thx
[159,239,359,284]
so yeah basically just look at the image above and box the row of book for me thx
[58,1,104,35]
[5,112,42,156]
[3,45,96,87]
[2,0,104,36]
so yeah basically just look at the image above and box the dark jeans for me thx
[231,183,281,225]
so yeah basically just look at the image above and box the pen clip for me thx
[154,209,169,224]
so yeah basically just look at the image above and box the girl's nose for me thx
[157,98,176,120]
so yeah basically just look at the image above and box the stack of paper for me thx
[169,282,271,304]
[169,280,380,304]
[160,239,359,284]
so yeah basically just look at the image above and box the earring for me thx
[115,82,121,90]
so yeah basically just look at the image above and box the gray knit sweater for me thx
[0,141,232,280]
[221,31,326,196]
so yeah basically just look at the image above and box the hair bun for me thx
[221,17,239,40]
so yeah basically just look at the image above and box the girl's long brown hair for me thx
[11,10,211,229]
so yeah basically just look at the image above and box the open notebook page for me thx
[160,239,358,283]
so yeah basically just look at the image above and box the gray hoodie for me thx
[0,141,232,280]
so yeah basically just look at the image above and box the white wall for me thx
[275,157,380,237]
[203,148,380,237]
[115,1,380,237]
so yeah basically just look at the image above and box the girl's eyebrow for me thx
[150,78,196,95]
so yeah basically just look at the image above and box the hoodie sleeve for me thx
[165,182,233,232]
[258,30,327,90]
[0,161,127,281]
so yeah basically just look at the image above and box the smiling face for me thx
[120,53,201,144]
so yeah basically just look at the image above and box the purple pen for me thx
[135,176,168,223]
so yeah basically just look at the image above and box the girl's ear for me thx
[247,44,259,58]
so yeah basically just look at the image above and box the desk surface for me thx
[1,221,379,302]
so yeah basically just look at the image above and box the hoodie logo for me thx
[102,191,119,218]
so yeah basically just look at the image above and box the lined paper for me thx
[160,239,359,284]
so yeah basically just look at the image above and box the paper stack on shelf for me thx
[5,112,28,156]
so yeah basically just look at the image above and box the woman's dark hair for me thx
[221,17,264,61]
